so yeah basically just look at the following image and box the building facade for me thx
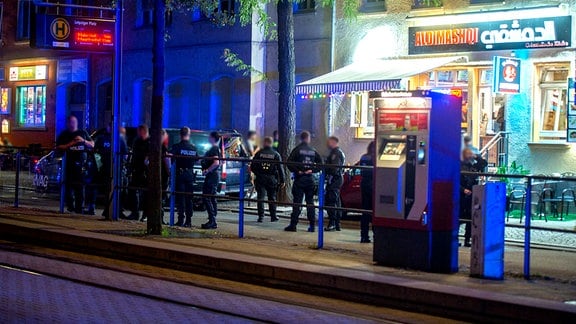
[305,0,576,173]
[0,0,114,148]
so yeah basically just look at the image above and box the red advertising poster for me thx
[379,112,429,131]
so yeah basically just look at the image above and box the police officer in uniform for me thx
[201,131,221,229]
[285,131,323,232]
[128,125,150,221]
[358,141,375,243]
[171,127,198,227]
[324,136,345,232]
[56,115,95,214]
[251,137,285,223]
[94,123,127,220]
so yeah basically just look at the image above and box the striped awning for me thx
[295,56,467,94]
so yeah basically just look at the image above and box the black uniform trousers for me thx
[325,176,343,224]
[65,162,86,212]
[290,175,316,225]
[360,183,372,240]
[203,172,219,222]
[176,169,195,222]
[460,194,472,244]
[255,175,278,219]
[129,171,147,215]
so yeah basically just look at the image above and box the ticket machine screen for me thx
[380,141,406,161]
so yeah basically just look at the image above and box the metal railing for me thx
[479,131,509,170]
[2,146,576,280]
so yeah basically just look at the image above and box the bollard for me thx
[169,162,176,226]
[14,151,21,208]
[238,160,246,238]
[523,177,532,280]
[317,169,325,249]
[59,152,67,214]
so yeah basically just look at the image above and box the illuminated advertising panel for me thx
[31,14,114,52]
[409,16,572,55]
[492,56,521,94]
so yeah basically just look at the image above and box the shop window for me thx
[1,119,9,134]
[412,0,443,9]
[17,85,46,128]
[534,65,570,142]
[0,87,10,115]
[360,0,386,13]
[479,69,493,85]
[17,0,32,41]
[350,92,375,139]
[294,0,316,14]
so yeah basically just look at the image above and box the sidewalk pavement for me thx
[0,206,575,321]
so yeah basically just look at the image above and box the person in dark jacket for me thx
[200,131,221,229]
[171,127,198,227]
[127,125,150,221]
[460,148,487,247]
[56,115,95,214]
[358,141,375,243]
[94,123,128,220]
[285,131,323,232]
[324,136,345,232]
[251,137,285,223]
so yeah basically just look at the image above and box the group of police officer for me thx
[58,118,372,241]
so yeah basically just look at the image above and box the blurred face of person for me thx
[327,138,338,149]
[67,117,78,132]
[462,148,474,162]
[209,135,218,146]
[138,128,148,139]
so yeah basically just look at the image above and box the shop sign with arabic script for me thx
[408,16,572,55]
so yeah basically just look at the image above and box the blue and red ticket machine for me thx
[372,91,461,273]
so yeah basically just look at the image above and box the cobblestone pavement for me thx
[0,250,380,324]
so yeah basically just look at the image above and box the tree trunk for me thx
[276,0,296,202]
[146,0,165,235]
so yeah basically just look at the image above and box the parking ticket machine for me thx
[373,91,461,273]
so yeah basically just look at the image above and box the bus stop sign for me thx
[31,13,115,52]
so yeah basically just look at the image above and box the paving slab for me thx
[0,207,575,322]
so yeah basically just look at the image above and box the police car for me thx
[165,129,251,195]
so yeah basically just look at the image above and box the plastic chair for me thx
[507,189,525,222]
[539,188,560,221]
[520,191,542,224]
[558,188,575,221]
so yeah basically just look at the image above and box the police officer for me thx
[324,136,345,232]
[56,115,95,214]
[358,141,375,243]
[201,131,221,229]
[128,124,150,221]
[285,131,323,232]
[251,137,285,223]
[171,127,198,227]
[94,123,127,220]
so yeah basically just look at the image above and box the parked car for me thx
[340,168,363,218]
[32,129,252,196]
[165,129,251,195]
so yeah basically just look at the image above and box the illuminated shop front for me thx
[304,4,575,173]
[0,62,56,147]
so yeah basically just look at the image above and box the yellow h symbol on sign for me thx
[50,18,70,41]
